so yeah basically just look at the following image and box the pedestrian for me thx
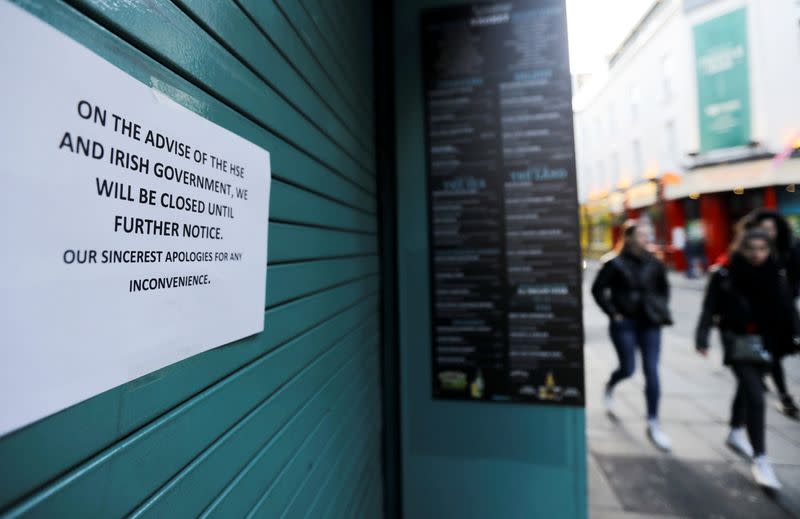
[695,228,800,490]
[739,209,800,419]
[684,220,708,279]
[592,219,674,451]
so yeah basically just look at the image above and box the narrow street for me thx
[584,264,800,518]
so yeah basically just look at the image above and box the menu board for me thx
[422,0,584,406]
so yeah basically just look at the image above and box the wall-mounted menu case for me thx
[422,0,585,406]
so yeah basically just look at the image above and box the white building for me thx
[574,0,800,263]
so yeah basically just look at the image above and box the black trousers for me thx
[730,363,766,456]
[771,354,789,397]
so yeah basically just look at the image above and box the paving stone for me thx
[585,269,800,519]
[587,452,622,510]
[594,454,788,519]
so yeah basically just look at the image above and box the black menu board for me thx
[422,0,584,406]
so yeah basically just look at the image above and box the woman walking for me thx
[740,209,800,419]
[592,220,673,451]
[695,228,799,490]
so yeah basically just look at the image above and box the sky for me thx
[566,0,655,74]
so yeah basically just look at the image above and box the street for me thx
[584,264,800,518]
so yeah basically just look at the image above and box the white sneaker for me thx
[726,428,754,459]
[751,455,782,490]
[647,420,672,452]
[604,386,615,415]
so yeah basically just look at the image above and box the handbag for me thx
[730,334,773,365]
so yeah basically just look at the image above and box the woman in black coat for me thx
[592,220,673,451]
[739,209,800,419]
[696,228,800,490]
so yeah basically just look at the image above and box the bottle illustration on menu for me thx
[470,369,485,399]
[539,371,563,401]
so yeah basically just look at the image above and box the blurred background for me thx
[567,1,800,517]
[569,0,800,273]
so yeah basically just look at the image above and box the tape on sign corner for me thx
[149,77,205,116]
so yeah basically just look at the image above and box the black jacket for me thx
[780,240,800,298]
[591,250,672,326]
[695,255,800,363]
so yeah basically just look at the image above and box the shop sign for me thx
[693,8,751,152]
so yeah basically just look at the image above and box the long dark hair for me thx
[739,209,793,255]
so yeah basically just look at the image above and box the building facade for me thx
[575,0,800,268]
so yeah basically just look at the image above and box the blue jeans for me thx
[608,319,662,419]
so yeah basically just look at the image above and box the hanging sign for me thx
[693,8,751,152]
[0,2,271,436]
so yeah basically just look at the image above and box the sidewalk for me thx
[583,264,800,518]
[664,271,708,292]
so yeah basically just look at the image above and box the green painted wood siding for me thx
[0,1,382,517]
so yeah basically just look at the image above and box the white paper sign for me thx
[0,2,271,436]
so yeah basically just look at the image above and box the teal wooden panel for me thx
[353,465,384,518]
[265,256,379,307]
[268,223,378,263]
[343,453,382,517]
[271,0,373,136]
[0,279,377,510]
[303,0,374,122]
[300,0,354,74]
[127,327,378,518]
[174,0,375,170]
[360,484,382,519]
[290,0,373,127]
[201,344,379,518]
[273,0,372,128]
[242,350,378,517]
[2,310,379,518]
[322,425,380,518]
[270,180,378,233]
[330,0,374,64]
[272,362,380,518]
[234,0,372,153]
[306,417,381,518]
[243,348,378,518]
[336,447,378,517]
[70,0,376,191]
[1,0,382,517]
[297,405,380,519]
